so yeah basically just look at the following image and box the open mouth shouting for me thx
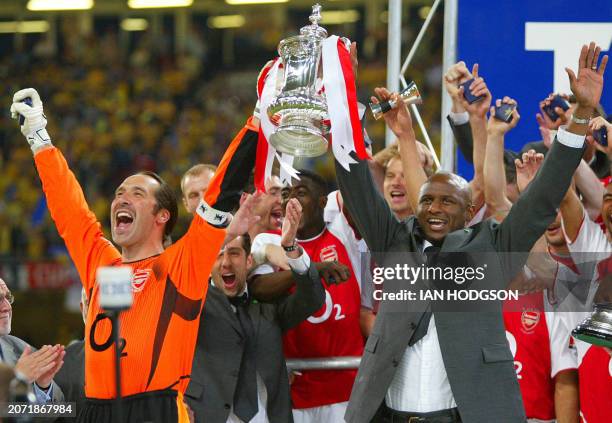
[114,209,135,235]
[221,273,237,291]
[389,190,406,205]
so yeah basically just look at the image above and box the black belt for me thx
[380,403,462,423]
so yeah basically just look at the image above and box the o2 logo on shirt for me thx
[505,331,522,380]
[307,290,345,324]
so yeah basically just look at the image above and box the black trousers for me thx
[77,389,178,423]
[371,402,462,423]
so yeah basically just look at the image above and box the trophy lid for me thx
[299,3,327,39]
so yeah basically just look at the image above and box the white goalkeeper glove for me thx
[10,88,52,153]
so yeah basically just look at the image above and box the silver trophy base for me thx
[269,113,328,158]
[572,303,612,349]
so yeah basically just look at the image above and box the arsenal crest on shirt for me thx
[319,245,338,262]
[131,269,151,292]
[520,309,540,333]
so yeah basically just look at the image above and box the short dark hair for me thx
[239,233,251,254]
[296,169,329,197]
[137,171,178,238]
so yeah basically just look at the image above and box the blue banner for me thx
[456,1,612,178]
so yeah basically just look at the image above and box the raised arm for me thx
[11,88,120,292]
[166,117,259,295]
[335,149,404,254]
[457,64,492,209]
[484,97,520,218]
[370,87,426,212]
[497,42,608,255]
[574,158,604,220]
[444,61,474,163]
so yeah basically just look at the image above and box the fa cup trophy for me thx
[572,303,612,349]
[266,4,330,157]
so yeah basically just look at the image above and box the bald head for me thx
[416,171,475,243]
[423,171,472,206]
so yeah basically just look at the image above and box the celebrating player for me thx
[10,88,258,423]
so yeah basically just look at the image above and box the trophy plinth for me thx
[266,3,330,158]
[572,303,612,349]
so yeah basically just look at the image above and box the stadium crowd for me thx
[0,21,611,423]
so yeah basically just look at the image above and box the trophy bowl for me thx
[266,4,330,158]
[572,303,612,348]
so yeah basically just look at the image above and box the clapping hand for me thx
[15,344,65,389]
[226,192,262,243]
[281,198,302,258]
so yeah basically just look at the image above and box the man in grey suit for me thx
[185,198,344,422]
[0,278,64,403]
[337,43,607,423]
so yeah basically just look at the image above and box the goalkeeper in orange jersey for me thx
[10,88,259,423]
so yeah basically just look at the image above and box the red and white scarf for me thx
[254,36,369,192]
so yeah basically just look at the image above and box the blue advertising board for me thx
[456,1,612,178]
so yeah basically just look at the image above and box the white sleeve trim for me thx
[287,249,311,275]
[196,200,231,227]
[555,126,585,149]
[449,111,469,125]
[250,232,282,265]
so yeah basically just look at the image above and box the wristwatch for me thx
[571,114,590,125]
[282,241,299,252]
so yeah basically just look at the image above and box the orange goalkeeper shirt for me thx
[34,148,226,400]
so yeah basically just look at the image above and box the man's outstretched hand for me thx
[566,42,608,110]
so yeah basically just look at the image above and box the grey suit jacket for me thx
[336,138,584,423]
[185,264,325,423]
[0,335,64,403]
[53,339,85,416]
[447,115,474,165]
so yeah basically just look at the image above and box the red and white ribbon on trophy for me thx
[322,35,369,170]
[254,36,369,192]
[255,58,300,191]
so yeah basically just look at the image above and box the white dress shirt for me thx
[385,240,456,412]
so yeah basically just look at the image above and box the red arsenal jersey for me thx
[503,291,577,421]
[576,340,612,423]
[283,228,364,408]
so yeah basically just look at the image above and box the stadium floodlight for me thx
[128,0,193,8]
[320,10,360,25]
[27,0,93,11]
[121,18,148,31]
[0,20,50,33]
[225,0,289,5]
[208,15,245,29]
